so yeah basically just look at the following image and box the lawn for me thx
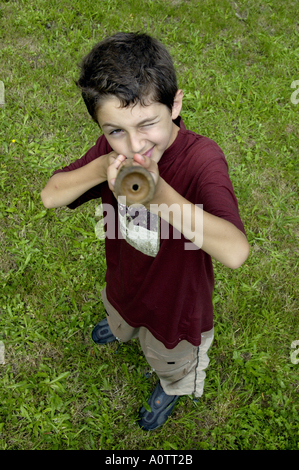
[0,0,299,450]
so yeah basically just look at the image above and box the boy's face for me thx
[96,91,183,164]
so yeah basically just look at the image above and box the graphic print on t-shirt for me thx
[118,203,160,257]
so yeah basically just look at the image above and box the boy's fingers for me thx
[109,153,126,168]
[107,155,127,190]
[133,153,146,166]
[133,153,159,185]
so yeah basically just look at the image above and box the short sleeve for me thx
[195,143,245,234]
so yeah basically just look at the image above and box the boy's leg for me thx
[138,327,214,397]
[137,328,213,430]
[100,286,139,342]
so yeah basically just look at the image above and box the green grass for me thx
[1,0,299,450]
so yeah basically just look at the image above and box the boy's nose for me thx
[128,133,145,155]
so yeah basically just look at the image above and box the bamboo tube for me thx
[114,163,155,206]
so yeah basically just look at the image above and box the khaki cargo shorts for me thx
[102,287,214,398]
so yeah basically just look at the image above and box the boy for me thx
[41,32,249,431]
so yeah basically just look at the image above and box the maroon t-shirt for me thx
[53,117,245,348]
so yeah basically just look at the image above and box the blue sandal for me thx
[138,382,179,431]
[91,318,116,344]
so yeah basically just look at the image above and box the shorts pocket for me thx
[145,345,195,383]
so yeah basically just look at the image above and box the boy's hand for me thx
[108,152,161,205]
[106,152,127,192]
[132,153,160,186]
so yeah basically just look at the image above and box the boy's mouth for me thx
[142,146,155,158]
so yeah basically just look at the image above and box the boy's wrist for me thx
[96,152,110,183]
[147,177,172,209]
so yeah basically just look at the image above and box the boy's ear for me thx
[171,89,183,120]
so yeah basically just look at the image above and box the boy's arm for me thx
[40,151,125,209]
[109,153,250,270]
[149,178,249,269]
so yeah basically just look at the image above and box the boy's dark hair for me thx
[76,32,178,123]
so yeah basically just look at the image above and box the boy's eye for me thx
[141,122,155,128]
[109,122,157,135]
